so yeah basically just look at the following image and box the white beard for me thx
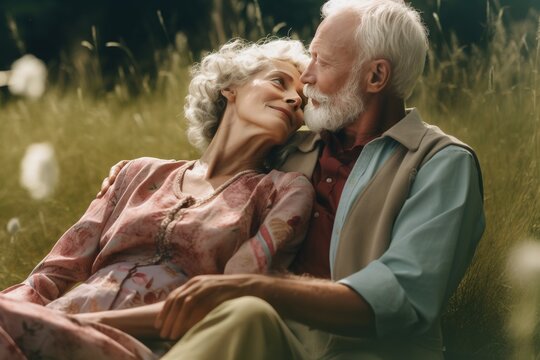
[303,76,365,133]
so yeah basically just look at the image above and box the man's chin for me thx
[305,118,339,133]
[305,114,356,133]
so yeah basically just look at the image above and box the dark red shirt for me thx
[290,130,375,278]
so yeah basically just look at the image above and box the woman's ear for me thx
[365,59,391,94]
[221,88,236,102]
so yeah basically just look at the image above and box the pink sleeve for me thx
[1,162,133,305]
[224,173,314,274]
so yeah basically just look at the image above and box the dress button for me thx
[313,211,320,218]
[325,177,333,183]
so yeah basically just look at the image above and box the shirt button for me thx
[313,211,320,218]
[325,177,333,183]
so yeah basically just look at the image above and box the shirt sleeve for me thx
[339,146,485,337]
[1,162,133,305]
[224,172,314,274]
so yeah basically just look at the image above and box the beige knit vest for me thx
[278,117,481,281]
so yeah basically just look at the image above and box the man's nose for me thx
[300,62,315,84]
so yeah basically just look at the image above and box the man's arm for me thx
[78,274,375,341]
[254,275,376,335]
[155,273,375,340]
[339,146,485,336]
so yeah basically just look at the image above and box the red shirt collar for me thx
[320,129,377,164]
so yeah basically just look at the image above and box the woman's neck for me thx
[198,115,277,181]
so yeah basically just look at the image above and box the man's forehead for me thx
[310,13,358,55]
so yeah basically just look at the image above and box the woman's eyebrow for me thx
[268,70,295,81]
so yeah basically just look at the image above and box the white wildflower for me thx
[507,240,540,359]
[8,54,47,99]
[6,217,21,235]
[20,142,59,200]
[507,240,540,285]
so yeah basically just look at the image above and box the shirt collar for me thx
[382,108,428,151]
[320,128,372,156]
[289,128,321,153]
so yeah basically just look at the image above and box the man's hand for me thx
[154,274,263,340]
[154,273,375,340]
[96,160,129,198]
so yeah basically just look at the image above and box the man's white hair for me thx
[321,0,428,99]
[185,38,309,151]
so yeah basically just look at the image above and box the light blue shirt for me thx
[332,128,485,338]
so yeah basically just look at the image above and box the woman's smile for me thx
[267,105,293,126]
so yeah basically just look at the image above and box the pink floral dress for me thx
[0,157,314,359]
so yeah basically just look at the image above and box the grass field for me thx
[0,6,539,359]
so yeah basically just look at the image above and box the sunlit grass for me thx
[411,9,540,358]
[0,4,539,359]
[0,43,197,287]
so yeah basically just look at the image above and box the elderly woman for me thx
[0,38,314,360]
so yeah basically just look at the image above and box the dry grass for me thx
[0,41,197,287]
[411,9,540,359]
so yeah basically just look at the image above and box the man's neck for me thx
[341,96,406,150]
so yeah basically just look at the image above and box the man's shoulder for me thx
[398,109,475,157]
[285,129,320,152]
[275,129,321,178]
[266,169,314,191]
[404,109,470,148]
[422,122,469,148]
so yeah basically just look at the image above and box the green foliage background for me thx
[0,1,539,358]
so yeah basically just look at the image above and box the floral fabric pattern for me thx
[1,157,314,359]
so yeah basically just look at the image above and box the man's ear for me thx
[365,59,391,94]
[221,88,236,102]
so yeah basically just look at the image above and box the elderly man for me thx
[104,0,484,358]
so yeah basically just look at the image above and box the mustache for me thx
[303,84,330,104]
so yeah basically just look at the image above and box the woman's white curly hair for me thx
[184,38,309,151]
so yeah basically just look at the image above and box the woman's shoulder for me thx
[121,157,190,175]
[264,169,313,191]
[108,158,192,195]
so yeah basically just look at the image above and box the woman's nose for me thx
[286,94,302,110]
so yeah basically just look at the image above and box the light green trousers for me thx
[161,296,444,360]
[161,296,312,360]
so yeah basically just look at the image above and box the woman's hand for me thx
[71,303,165,338]
[96,160,129,198]
[154,274,265,340]
[70,312,104,324]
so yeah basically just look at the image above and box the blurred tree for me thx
[0,0,213,72]
[0,0,538,86]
